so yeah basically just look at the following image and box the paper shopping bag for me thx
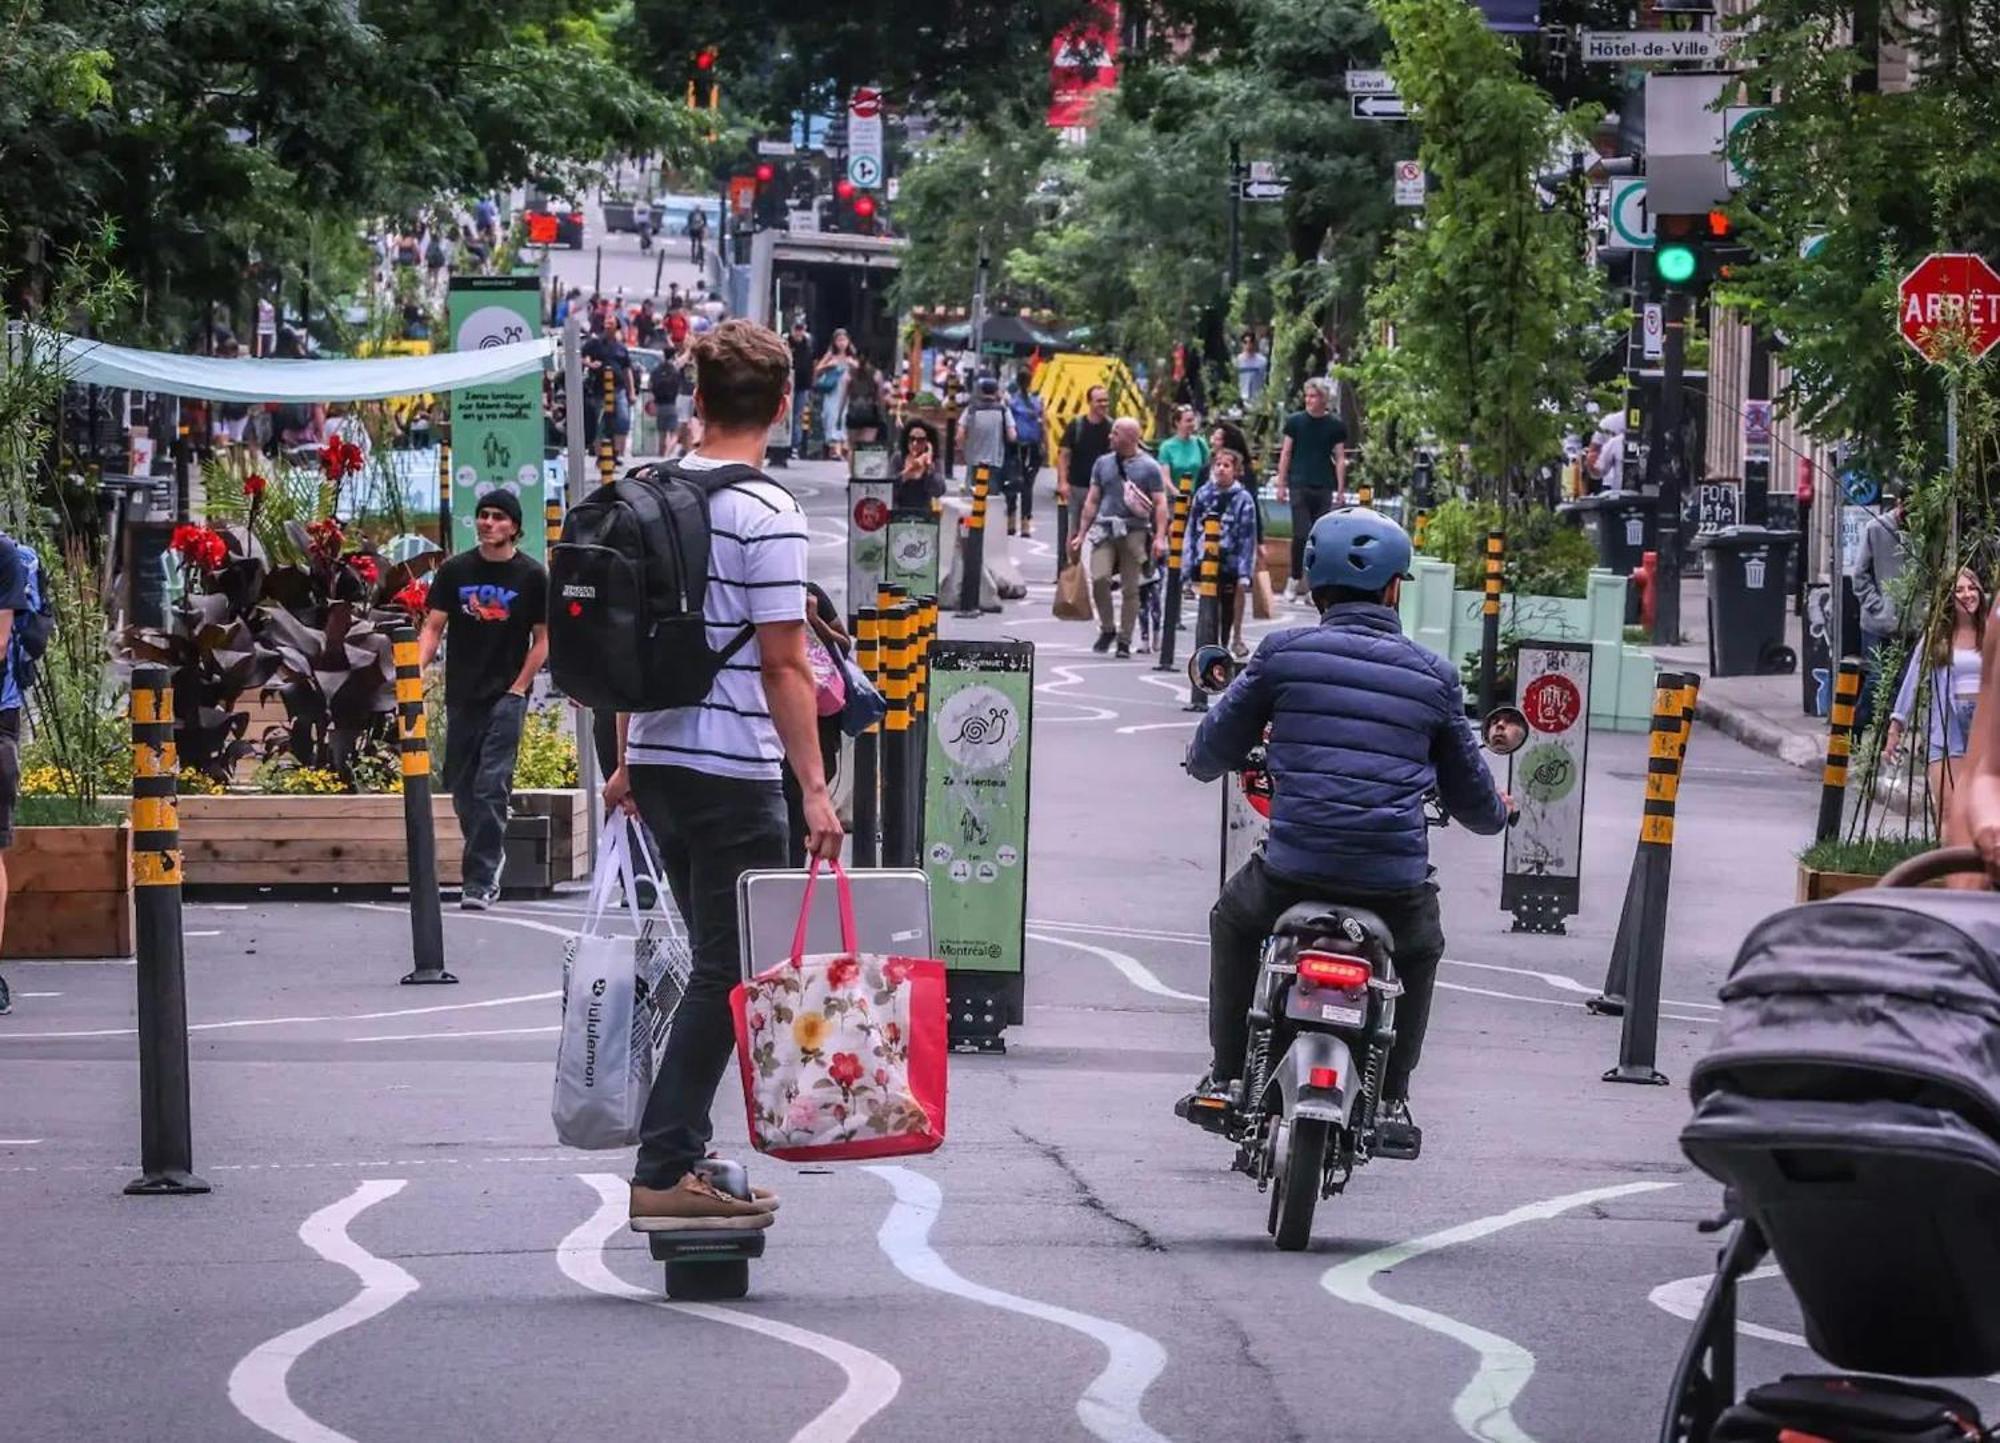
[1053,561,1092,621]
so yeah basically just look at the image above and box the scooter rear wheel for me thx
[1272,1117,1332,1251]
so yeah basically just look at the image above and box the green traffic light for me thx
[1655,243,1698,285]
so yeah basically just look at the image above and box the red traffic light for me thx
[1706,209,1732,237]
[755,162,776,184]
[834,178,856,201]
[694,48,716,70]
[853,194,877,219]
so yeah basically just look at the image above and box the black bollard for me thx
[852,608,881,868]
[1186,515,1221,712]
[1601,672,1699,1083]
[125,667,209,1196]
[1815,659,1862,843]
[1479,528,1504,716]
[394,627,457,985]
[1155,484,1191,672]
[437,438,452,550]
[957,464,990,618]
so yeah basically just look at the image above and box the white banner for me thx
[1501,641,1592,930]
[848,85,885,190]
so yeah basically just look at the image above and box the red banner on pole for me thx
[1048,2,1121,129]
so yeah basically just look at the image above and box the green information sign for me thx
[447,276,547,558]
[922,640,1033,981]
[883,513,941,596]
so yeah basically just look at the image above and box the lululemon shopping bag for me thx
[553,820,690,1148]
[730,858,948,1162]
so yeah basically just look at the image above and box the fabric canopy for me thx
[31,327,556,403]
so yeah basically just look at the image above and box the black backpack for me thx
[548,461,760,711]
[1716,1375,1987,1442]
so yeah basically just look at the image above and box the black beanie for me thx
[477,487,523,536]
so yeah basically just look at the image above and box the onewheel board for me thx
[736,868,933,979]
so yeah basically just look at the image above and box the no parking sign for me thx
[1502,641,1593,934]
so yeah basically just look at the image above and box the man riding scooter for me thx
[1181,508,1510,1155]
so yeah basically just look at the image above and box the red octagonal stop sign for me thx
[1899,252,2000,362]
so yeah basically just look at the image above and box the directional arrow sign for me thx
[1352,94,1409,121]
[1241,179,1290,202]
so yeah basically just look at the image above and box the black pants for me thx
[1289,486,1336,585]
[781,719,843,869]
[631,765,788,1189]
[443,694,526,893]
[1004,443,1040,522]
[1209,852,1446,1102]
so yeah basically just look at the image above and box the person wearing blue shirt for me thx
[1188,448,1259,657]
[0,535,33,1016]
[1179,509,1509,1154]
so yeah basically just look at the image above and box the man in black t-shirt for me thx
[786,316,815,454]
[421,489,549,909]
[582,313,637,460]
[1056,384,1113,544]
[1275,378,1351,601]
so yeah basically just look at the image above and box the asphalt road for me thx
[0,460,1954,1443]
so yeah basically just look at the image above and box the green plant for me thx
[512,705,579,790]
[1417,497,1596,598]
[1797,833,1935,876]
[15,795,122,828]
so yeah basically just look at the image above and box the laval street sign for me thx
[1898,252,2000,362]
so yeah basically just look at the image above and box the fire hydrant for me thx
[1636,549,1659,632]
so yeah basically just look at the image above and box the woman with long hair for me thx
[1888,566,1988,830]
[813,328,859,462]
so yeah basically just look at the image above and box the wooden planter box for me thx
[1,824,134,959]
[126,789,588,891]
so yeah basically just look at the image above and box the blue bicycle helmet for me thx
[1302,507,1413,594]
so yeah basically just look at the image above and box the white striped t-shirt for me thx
[625,456,809,780]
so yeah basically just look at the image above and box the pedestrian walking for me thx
[0,532,44,1016]
[600,319,840,1230]
[1849,499,1910,734]
[583,312,638,461]
[420,490,548,910]
[958,375,1016,508]
[1157,405,1211,498]
[1189,448,1259,657]
[1055,384,1114,542]
[1235,333,1268,406]
[1886,567,1985,825]
[1070,417,1169,659]
[787,315,815,455]
[785,582,849,868]
[813,329,859,464]
[686,204,708,270]
[1585,410,1627,492]
[895,422,944,511]
[1006,379,1047,536]
[1275,379,1349,602]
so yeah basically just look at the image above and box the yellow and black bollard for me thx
[1413,510,1431,552]
[914,594,937,820]
[597,365,617,489]
[125,666,209,1196]
[956,463,991,618]
[1596,671,1700,1083]
[545,490,564,553]
[393,627,456,986]
[437,438,453,550]
[852,608,881,868]
[1357,481,1374,508]
[1478,529,1505,715]
[1155,484,1193,673]
[1186,514,1222,712]
[1815,659,1863,843]
[880,605,914,866]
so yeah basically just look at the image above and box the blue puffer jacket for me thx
[1187,602,1508,891]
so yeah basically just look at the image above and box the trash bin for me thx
[1702,526,1801,677]
[1558,493,1657,622]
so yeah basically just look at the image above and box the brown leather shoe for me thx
[629,1173,780,1233]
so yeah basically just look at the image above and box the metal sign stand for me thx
[1501,641,1593,934]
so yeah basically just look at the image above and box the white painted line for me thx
[1436,980,1713,1025]
[227,1179,417,1443]
[1446,958,1720,1012]
[0,1138,43,1145]
[1324,1180,1677,1443]
[1647,1263,1804,1347]
[187,930,223,938]
[1113,721,1199,736]
[352,1024,560,1042]
[561,1174,901,1443]
[1029,918,1204,945]
[18,991,62,998]
[348,900,579,940]
[1027,930,1203,1004]
[868,1165,1173,1443]
[192,903,251,910]
[0,990,558,1041]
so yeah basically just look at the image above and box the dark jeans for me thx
[1004,443,1040,522]
[1289,486,1336,584]
[443,694,526,893]
[631,765,788,1188]
[1210,851,1446,1102]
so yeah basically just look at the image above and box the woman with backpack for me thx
[1006,379,1046,537]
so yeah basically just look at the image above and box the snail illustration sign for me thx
[922,639,1033,1042]
[1500,640,1592,934]
[884,512,941,595]
[448,275,547,557]
[845,477,896,622]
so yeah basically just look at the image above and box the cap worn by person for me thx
[977,376,1000,397]
[477,488,523,535]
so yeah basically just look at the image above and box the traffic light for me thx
[752,161,783,230]
[1652,213,1702,287]
[687,47,719,109]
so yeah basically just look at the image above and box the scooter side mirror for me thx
[1188,644,1237,695]
[1481,706,1529,756]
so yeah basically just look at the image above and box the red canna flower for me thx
[347,554,380,586]
[244,473,269,497]
[168,523,228,573]
[827,1052,864,1089]
[318,437,364,482]
[306,517,345,564]
[392,579,429,615]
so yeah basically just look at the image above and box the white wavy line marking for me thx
[867,1165,1174,1443]
[0,990,558,1042]
[1027,930,1203,1003]
[1647,1262,1803,1346]
[1323,1181,1676,1443]
[227,1179,417,1443]
[560,1174,901,1443]
[1114,721,1199,736]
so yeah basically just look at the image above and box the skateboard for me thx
[645,1159,766,1300]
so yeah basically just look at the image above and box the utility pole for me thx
[1225,140,1243,297]
[970,234,990,370]
[1649,288,1690,647]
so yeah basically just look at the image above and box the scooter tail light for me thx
[1308,1066,1339,1090]
[1297,951,1372,990]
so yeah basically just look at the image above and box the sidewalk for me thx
[1653,573,1828,772]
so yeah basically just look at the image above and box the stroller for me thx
[1664,847,2000,1442]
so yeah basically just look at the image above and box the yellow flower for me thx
[792,1012,830,1053]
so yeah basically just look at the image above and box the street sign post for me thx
[1393,160,1425,207]
[1642,302,1664,360]
[1352,94,1409,121]
[1723,106,1773,190]
[1898,252,2000,362]
[1582,30,1723,62]
[1345,69,1397,95]
[848,85,884,191]
[1501,641,1593,934]
[447,276,548,558]
[1603,177,1653,252]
